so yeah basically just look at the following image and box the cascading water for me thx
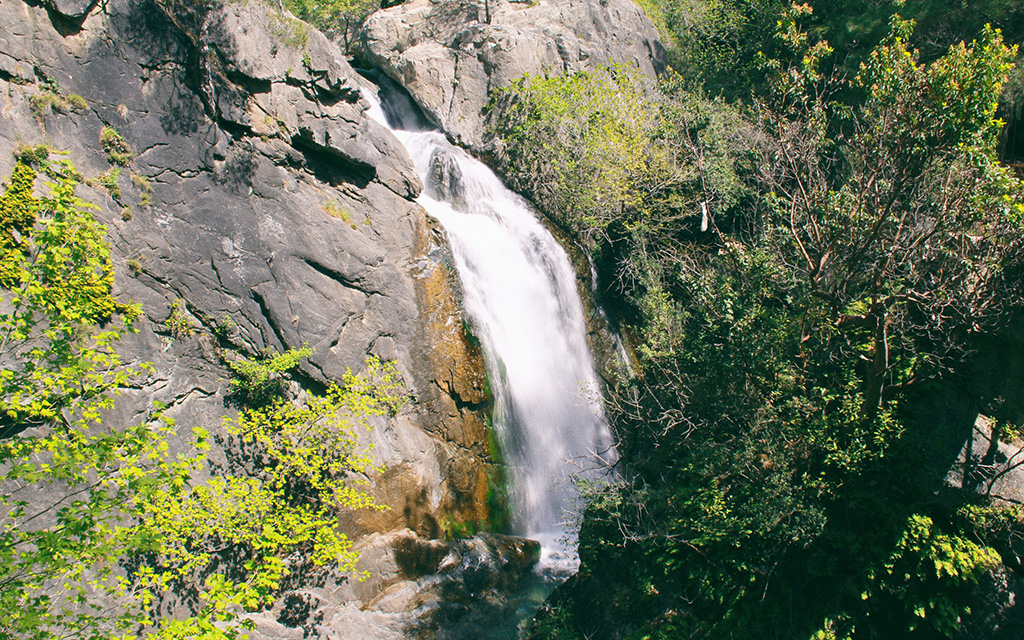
[362,83,616,570]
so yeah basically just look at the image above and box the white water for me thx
[363,85,616,569]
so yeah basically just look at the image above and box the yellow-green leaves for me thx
[491,64,744,255]
[0,160,141,430]
[491,65,661,238]
[0,158,404,638]
[859,513,1002,636]
[856,20,1017,153]
[133,354,403,636]
[225,345,314,406]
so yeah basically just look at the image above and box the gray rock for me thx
[43,0,97,21]
[199,0,423,198]
[248,528,545,639]
[359,0,667,149]
[0,0,496,633]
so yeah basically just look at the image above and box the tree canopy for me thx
[489,5,1024,639]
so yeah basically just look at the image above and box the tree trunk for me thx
[861,307,888,418]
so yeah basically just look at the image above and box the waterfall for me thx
[362,83,616,569]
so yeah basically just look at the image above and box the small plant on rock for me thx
[322,200,358,229]
[14,143,55,167]
[164,297,194,338]
[29,86,88,123]
[92,167,122,200]
[225,345,315,407]
[100,125,132,166]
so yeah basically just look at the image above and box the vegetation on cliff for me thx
[489,2,1024,638]
[0,154,403,638]
[282,0,376,52]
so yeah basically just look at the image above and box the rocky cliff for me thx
[359,0,666,150]
[0,0,665,635]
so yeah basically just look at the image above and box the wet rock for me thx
[359,0,667,150]
[241,528,544,639]
[394,530,452,578]
[443,533,543,591]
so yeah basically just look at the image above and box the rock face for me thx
[359,0,667,150]
[0,0,508,632]
[0,0,667,634]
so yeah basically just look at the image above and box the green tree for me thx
[282,0,377,53]
[504,11,1024,640]
[0,155,400,638]
[751,13,1022,415]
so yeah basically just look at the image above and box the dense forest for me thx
[482,0,1024,638]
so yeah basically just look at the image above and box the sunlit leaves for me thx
[0,160,140,430]
[0,159,403,638]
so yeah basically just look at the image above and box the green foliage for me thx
[29,87,89,123]
[491,65,744,256]
[0,159,163,638]
[100,126,132,167]
[92,167,123,201]
[134,365,398,634]
[650,0,786,96]
[856,513,1001,636]
[633,0,1024,98]
[507,12,1024,640]
[0,158,403,638]
[67,94,88,110]
[282,0,376,52]
[322,200,358,229]
[131,173,153,208]
[268,12,310,49]
[225,345,315,406]
[164,297,193,338]
[492,65,660,239]
[0,161,139,427]
[13,147,85,185]
[211,314,237,341]
[13,143,57,167]
[132,172,152,192]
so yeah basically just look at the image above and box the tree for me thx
[282,0,377,53]
[0,153,400,638]
[499,9,1024,640]
[751,11,1023,415]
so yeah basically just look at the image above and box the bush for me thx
[0,158,398,639]
[164,297,193,338]
[282,0,376,53]
[99,125,132,166]
[225,345,315,406]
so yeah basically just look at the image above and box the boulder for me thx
[43,0,97,21]
[359,0,667,149]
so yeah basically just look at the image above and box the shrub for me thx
[226,345,315,407]
[92,167,122,200]
[28,89,88,123]
[164,297,194,338]
[99,125,132,166]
